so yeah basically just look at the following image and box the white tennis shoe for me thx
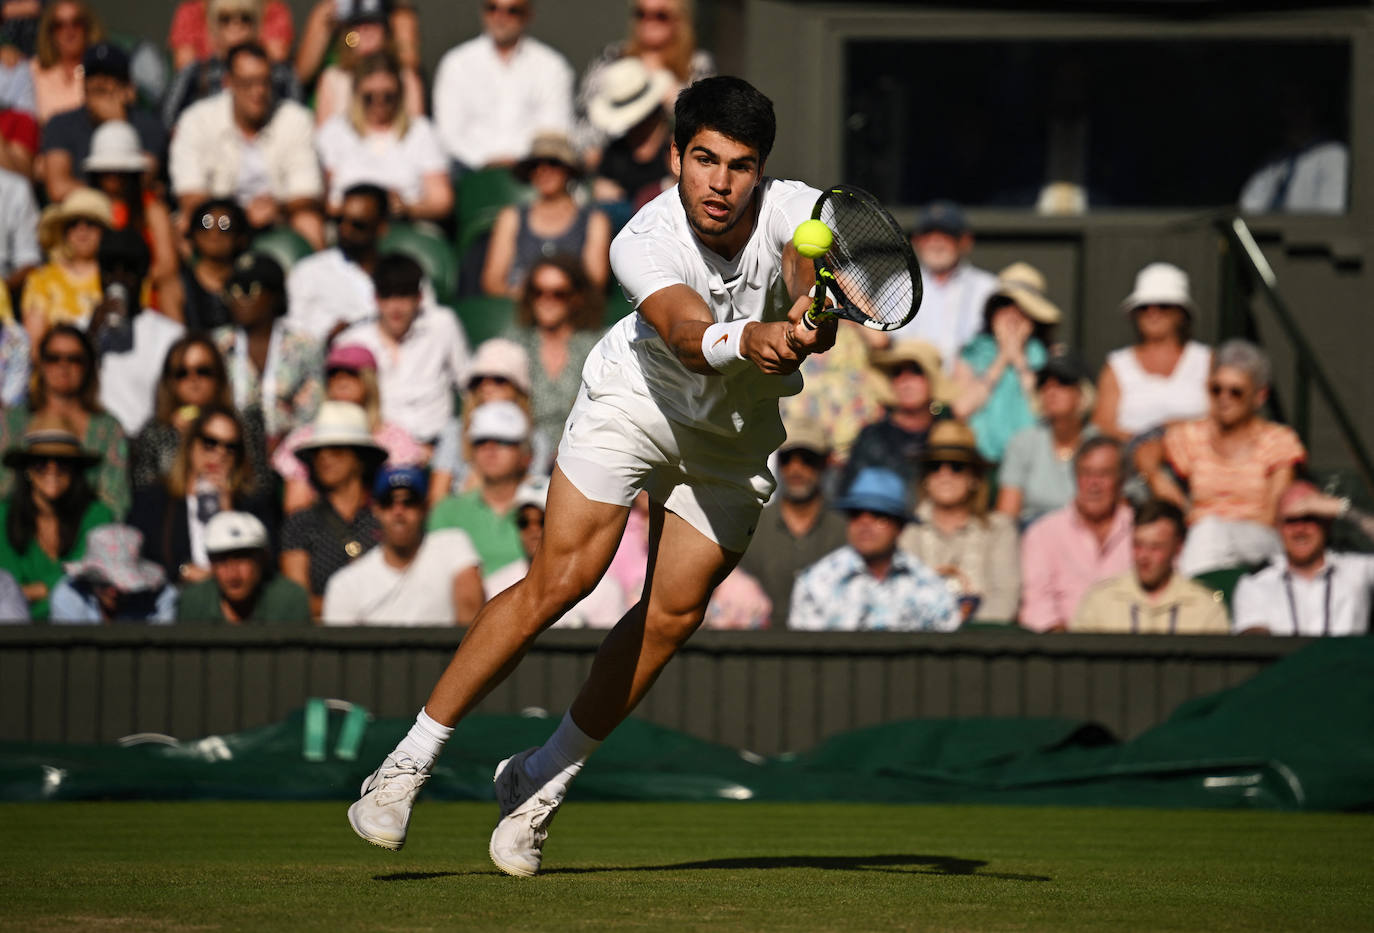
[347,753,430,851]
[489,748,567,877]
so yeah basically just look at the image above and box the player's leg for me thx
[489,500,745,876]
[347,466,629,851]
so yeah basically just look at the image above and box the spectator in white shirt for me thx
[885,201,997,371]
[169,41,324,249]
[0,166,41,291]
[431,0,573,172]
[322,464,485,625]
[1232,481,1374,637]
[285,183,387,342]
[338,253,470,445]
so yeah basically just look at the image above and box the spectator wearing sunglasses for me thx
[130,333,237,490]
[302,1,424,128]
[315,54,449,223]
[432,0,573,173]
[169,0,295,72]
[19,186,111,346]
[840,340,948,495]
[177,199,250,333]
[285,184,388,342]
[738,418,846,628]
[789,466,959,632]
[481,134,609,297]
[30,0,102,125]
[322,465,484,625]
[130,403,274,586]
[899,421,1020,623]
[1136,339,1305,576]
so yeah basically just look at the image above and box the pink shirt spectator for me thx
[702,568,772,630]
[607,505,649,604]
[272,421,425,483]
[1163,418,1305,525]
[168,0,294,62]
[1019,501,1133,632]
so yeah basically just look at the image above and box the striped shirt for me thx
[1164,418,1305,524]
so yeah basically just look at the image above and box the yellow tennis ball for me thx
[793,220,833,259]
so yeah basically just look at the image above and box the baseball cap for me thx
[205,511,269,555]
[83,42,130,82]
[227,252,285,295]
[372,464,428,501]
[340,0,390,25]
[514,476,549,512]
[1036,350,1090,388]
[777,418,830,457]
[468,401,529,445]
[913,200,968,237]
[325,343,378,374]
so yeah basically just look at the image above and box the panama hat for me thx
[991,262,1060,325]
[293,402,388,470]
[63,525,167,592]
[1119,262,1196,316]
[921,420,988,470]
[587,57,672,138]
[83,120,151,175]
[38,187,113,253]
[2,426,101,470]
[833,467,912,522]
[513,132,583,183]
[871,339,951,403]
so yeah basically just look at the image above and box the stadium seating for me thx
[380,223,459,308]
[453,294,516,347]
[454,168,528,257]
[250,228,314,273]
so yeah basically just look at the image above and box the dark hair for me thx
[225,41,269,73]
[30,325,100,413]
[372,252,423,298]
[167,403,254,499]
[673,76,776,164]
[192,197,249,237]
[516,255,600,331]
[153,334,233,426]
[1072,435,1123,475]
[98,227,151,285]
[1133,498,1187,539]
[980,294,1055,347]
[341,183,390,222]
[6,453,96,557]
[90,171,145,229]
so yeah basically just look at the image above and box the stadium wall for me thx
[0,627,1308,754]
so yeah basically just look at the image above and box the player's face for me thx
[1132,518,1181,592]
[673,129,764,247]
[846,509,902,561]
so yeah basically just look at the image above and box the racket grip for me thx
[802,283,833,330]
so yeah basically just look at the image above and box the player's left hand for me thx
[784,294,838,356]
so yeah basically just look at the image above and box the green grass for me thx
[0,802,1371,932]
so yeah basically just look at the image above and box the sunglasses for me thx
[928,460,970,474]
[378,493,422,510]
[339,215,379,231]
[42,351,86,366]
[197,434,244,455]
[52,15,87,30]
[217,11,256,25]
[1281,514,1324,526]
[531,285,573,300]
[846,508,897,522]
[199,213,235,232]
[778,449,825,468]
[360,90,398,107]
[66,217,102,232]
[473,437,519,448]
[24,456,75,472]
[516,513,543,530]
[889,362,925,378]
[484,1,527,15]
[634,7,674,22]
[471,374,513,389]
[227,282,263,302]
[1208,383,1247,400]
[174,365,216,381]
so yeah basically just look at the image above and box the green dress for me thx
[0,498,115,620]
[0,407,131,519]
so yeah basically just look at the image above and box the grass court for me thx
[1,801,1370,932]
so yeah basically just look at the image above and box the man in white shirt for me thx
[337,254,470,444]
[348,77,835,875]
[323,466,485,626]
[432,0,573,171]
[886,201,996,370]
[1232,482,1374,637]
[169,42,324,249]
[0,166,40,289]
[93,230,184,435]
[285,184,388,341]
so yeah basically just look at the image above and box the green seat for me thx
[380,223,458,307]
[455,168,527,256]
[602,278,634,328]
[1192,564,1263,611]
[452,295,516,347]
[250,228,313,273]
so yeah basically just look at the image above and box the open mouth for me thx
[701,199,730,221]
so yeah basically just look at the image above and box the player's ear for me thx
[669,142,681,177]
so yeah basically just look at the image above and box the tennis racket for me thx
[798,185,923,331]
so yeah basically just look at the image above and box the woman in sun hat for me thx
[583,56,676,218]
[481,131,610,297]
[279,400,387,617]
[18,186,112,346]
[1093,261,1212,444]
[898,420,1020,623]
[950,262,1061,463]
[47,524,178,623]
[0,417,114,620]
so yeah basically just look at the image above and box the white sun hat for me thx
[1120,262,1196,315]
[83,120,152,174]
[587,57,673,139]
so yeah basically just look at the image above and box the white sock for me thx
[522,712,602,788]
[393,708,453,770]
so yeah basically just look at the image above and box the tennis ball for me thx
[793,220,833,259]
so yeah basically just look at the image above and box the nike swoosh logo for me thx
[712,335,729,347]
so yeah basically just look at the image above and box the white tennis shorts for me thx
[556,384,778,554]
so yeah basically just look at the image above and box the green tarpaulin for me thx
[2,639,1371,811]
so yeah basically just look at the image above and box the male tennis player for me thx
[348,76,837,875]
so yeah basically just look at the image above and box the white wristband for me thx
[701,319,753,375]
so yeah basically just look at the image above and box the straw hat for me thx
[1119,262,1196,316]
[63,525,166,593]
[83,120,151,175]
[38,187,113,253]
[871,339,951,403]
[587,57,672,138]
[293,402,388,470]
[921,420,988,470]
[513,132,583,183]
[991,262,1060,325]
[2,426,102,470]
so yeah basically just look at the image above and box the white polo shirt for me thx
[321,528,480,626]
[285,248,377,341]
[1231,551,1374,636]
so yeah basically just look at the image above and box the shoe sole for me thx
[347,799,404,852]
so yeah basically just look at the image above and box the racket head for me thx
[808,185,923,332]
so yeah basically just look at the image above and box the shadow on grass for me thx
[374,855,1050,883]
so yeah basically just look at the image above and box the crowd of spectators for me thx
[0,0,1365,639]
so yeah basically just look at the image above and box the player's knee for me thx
[521,563,597,625]
[643,604,705,648]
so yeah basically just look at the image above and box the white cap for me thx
[513,476,549,512]
[468,400,530,445]
[204,511,269,555]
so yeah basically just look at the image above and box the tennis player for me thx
[348,76,837,875]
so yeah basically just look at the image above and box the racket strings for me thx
[820,196,916,327]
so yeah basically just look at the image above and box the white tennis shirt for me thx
[599,178,820,440]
